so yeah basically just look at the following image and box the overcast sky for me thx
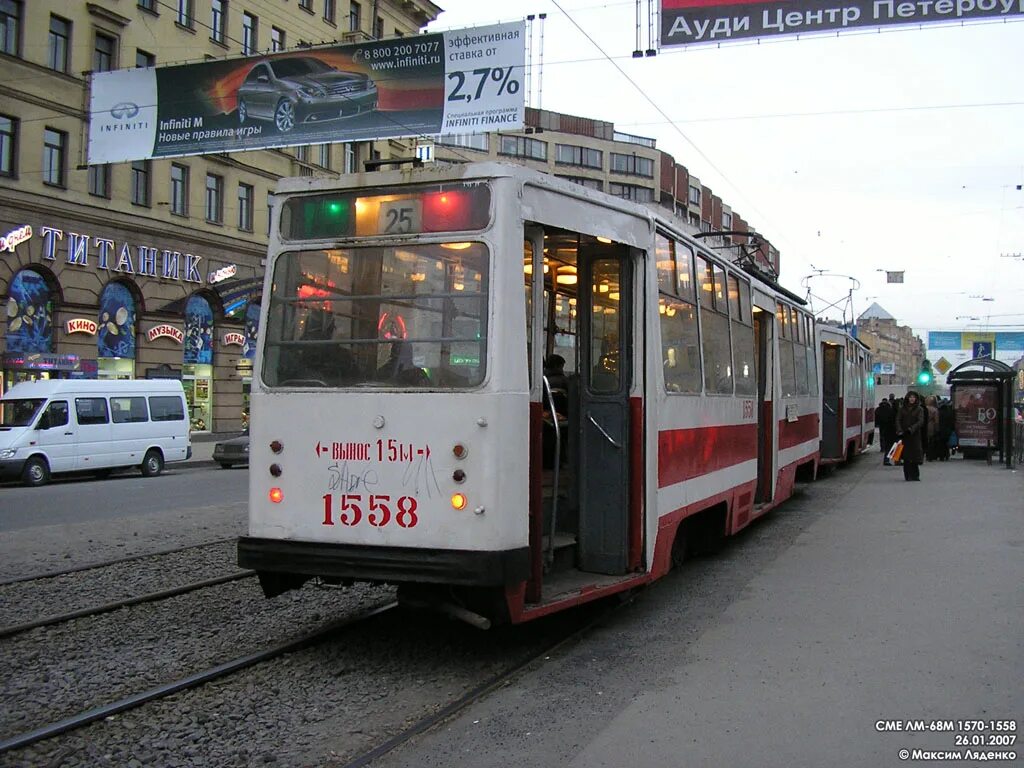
[425,1,1024,343]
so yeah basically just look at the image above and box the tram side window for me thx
[805,315,818,396]
[524,240,533,385]
[792,308,809,396]
[659,238,701,394]
[778,302,797,397]
[698,256,733,394]
[730,275,756,396]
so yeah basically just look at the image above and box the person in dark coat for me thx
[875,398,897,465]
[936,398,954,461]
[896,390,925,481]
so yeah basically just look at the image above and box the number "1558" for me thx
[322,493,419,528]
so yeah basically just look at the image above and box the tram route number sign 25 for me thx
[322,493,419,528]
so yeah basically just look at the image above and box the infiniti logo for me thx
[110,102,140,120]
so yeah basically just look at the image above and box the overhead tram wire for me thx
[547,0,787,249]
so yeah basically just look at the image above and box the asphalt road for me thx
[0,463,248,532]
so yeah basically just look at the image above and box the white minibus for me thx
[0,379,192,486]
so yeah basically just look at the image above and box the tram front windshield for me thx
[262,243,488,389]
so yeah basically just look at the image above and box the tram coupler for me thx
[397,585,493,630]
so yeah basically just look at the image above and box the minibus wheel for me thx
[22,456,50,487]
[141,450,164,477]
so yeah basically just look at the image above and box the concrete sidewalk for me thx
[374,456,1024,768]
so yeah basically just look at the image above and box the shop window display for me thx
[184,294,214,431]
[6,269,54,354]
[97,282,137,378]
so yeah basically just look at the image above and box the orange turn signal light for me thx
[453,443,467,459]
[269,487,284,504]
[451,493,467,510]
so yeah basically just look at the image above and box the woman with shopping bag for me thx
[896,390,925,481]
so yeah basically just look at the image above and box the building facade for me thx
[0,0,440,431]
[855,302,925,387]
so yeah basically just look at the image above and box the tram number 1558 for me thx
[322,493,419,528]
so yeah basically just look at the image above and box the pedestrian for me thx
[937,398,954,461]
[896,390,925,481]
[924,395,941,461]
[876,398,896,465]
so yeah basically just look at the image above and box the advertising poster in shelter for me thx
[660,0,1024,47]
[953,384,998,448]
[88,22,524,163]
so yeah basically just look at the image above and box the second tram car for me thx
[239,162,838,626]
[816,323,874,466]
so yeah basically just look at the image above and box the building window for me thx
[266,191,273,235]
[170,163,189,216]
[349,1,361,32]
[48,16,71,73]
[688,184,700,205]
[136,49,155,68]
[438,133,489,152]
[205,173,224,223]
[499,135,547,161]
[317,143,330,168]
[0,114,16,178]
[93,32,116,72]
[137,0,156,12]
[555,144,602,169]
[610,152,654,177]
[343,142,356,173]
[88,164,111,198]
[238,183,253,231]
[42,128,66,187]
[176,0,192,27]
[298,0,312,10]
[131,160,150,205]
[608,182,653,203]
[324,0,336,24]
[271,26,285,51]
[1,0,22,57]
[374,15,384,38]
[242,12,257,54]
[722,211,732,229]
[556,175,602,191]
[211,0,226,43]
[294,144,309,162]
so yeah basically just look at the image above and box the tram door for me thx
[753,307,774,503]
[821,343,842,459]
[577,244,633,575]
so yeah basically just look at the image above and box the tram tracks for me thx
[0,601,400,755]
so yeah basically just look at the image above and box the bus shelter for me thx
[947,358,1017,469]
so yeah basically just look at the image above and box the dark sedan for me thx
[213,432,249,469]
[236,57,378,133]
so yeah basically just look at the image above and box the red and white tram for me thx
[238,162,826,626]
[816,323,874,466]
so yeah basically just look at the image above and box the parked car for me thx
[213,431,249,469]
[236,57,377,133]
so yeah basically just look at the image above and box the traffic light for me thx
[917,360,933,386]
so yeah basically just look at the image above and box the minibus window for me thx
[149,396,186,421]
[42,401,69,429]
[111,396,149,423]
[1,399,45,427]
[75,398,110,425]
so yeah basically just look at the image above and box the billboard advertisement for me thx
[660,0,1024,47]
[88,22,524,163]
[953,384,999,447]
[926,330,1024,372]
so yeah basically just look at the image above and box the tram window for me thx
[656,234,675,294]
[700,307,733,394]
[263,243,488,389]
[780,339,798,397]
[806,344,818,395]
[589,258,621,393]
[712,264,727,310]
[732,319,756,395]
[795,339,809,395]
[727,274,742,321]
[676,244,694,302]
[697,257,715,309]
[776,302,787,338]
[660,296,701,394]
